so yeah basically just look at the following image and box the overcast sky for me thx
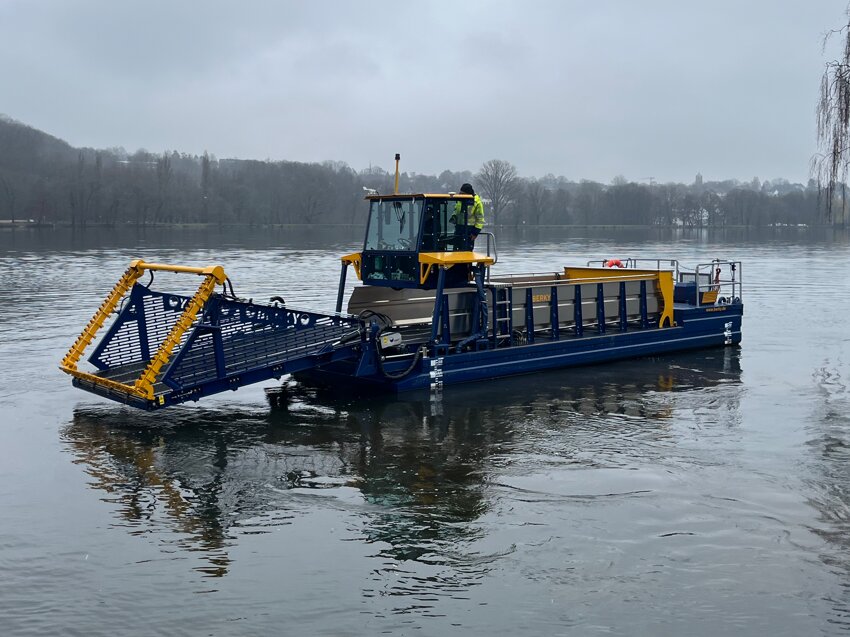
[1,0,846,184]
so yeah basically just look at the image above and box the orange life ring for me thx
[605,259,624,268]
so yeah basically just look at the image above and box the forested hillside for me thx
[0,116,835,227]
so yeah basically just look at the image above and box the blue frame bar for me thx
[550,286,559,340]
[526,287,535,344]
[335,262,348,313]
[440,294,451,346]
[619,281,627,332]
[136,289,151,363]
[596,283,605,335]
[640,280,649,328]
[430,267,447,345]
[475,265,489,337]
[206,298,227,380]
[574,285,583,337]
[507,287,514,345]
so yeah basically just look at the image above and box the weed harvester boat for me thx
[60,163,743,410]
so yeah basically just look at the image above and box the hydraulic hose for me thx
[361,312,421,380]
[377,344,425,380]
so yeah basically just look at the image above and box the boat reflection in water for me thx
[62,349,742,578]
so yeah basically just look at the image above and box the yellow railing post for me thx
[656,270,674,327]
[60,260,146,371]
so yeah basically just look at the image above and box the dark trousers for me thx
[454,226,480,251]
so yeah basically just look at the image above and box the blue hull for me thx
[297,303,743,392]
[63,258,744,410]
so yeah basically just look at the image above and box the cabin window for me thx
[420,199,471,252]
[364,199,422,252]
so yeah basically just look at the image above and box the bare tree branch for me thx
[476,159,519,227]
[814,4,850,223]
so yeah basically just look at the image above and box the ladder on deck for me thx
[492,285,513,346]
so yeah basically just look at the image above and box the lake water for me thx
[1,226,849,636]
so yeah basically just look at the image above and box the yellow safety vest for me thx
[469,194,485,230]
[452,195,485,230]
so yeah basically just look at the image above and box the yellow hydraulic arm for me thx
[59,260,227,402]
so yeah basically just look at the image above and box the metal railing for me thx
[689,260,742,306]
[586,258,679,277]
[485,273,666,347]
[477,232,498,264]
[477,232,498,282]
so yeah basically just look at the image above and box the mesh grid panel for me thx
[89,285,359,393]
[166,299,358,390]
[92,286,202,370]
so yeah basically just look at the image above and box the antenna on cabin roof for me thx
[394,153,400,194]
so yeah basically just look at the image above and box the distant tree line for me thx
[0,115,844,228]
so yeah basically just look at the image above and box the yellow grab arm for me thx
[60,259,228,403]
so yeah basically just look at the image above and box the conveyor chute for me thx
[60,260,361,409]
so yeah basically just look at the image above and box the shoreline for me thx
[0,221,844,231]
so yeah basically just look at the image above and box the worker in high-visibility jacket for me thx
[450,182,485,250]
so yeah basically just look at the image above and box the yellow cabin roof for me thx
[364,193,474,201]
